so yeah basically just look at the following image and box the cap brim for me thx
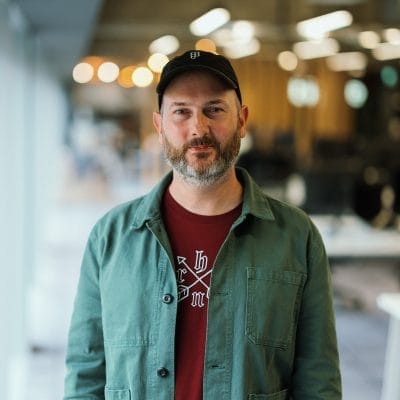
[156,64,239,95]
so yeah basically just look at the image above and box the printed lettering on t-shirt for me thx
[176,250,211,308]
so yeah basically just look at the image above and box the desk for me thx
[311,215,400,260]
[377,293,400,400]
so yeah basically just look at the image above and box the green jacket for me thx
[64,168,342,400]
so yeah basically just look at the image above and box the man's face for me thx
[153,70,248,186]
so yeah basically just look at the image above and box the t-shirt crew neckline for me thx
[164,187,242,224]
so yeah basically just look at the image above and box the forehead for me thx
[163,70,234,99]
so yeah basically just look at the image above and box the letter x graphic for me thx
[177,256,211,302]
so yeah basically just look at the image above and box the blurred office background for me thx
[1,0,400,399]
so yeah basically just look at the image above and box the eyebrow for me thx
[206,99,229,107]
[167,99,229,110]
[168,101,189,109]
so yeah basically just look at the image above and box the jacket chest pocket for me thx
[246,268,306,349]
[105,387,131,399]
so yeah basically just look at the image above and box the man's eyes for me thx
[172,108,190,115]
[171,106,226,117]
[206,106,225,114]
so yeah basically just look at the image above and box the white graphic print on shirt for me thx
[176,250,211,308]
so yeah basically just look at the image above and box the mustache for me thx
[186,136,218,149]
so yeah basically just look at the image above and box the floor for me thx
[335,306,388,399]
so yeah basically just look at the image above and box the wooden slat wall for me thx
[232,58,355,156]
[233,59,293,144]
[312,59,355,140]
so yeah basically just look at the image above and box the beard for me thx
[162,126,241,187]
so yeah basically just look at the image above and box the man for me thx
[64,50,342,399]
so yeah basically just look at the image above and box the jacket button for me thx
[157,367,169,377]
[162,294,173,304]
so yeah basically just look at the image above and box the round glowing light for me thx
[195,38,217,53]
[82,56,103,69]
[293,38,339,60]
[223,38,260,59]
[358,31,380,49]
[380,65,398,88]
[384,28,400,45]
[232,21,255,42]
[277,51,298,71]
[72,62,94,84]
[296,10,353,40]
[190,8,230,36]
[212,28,232,46]
[149,35,180,55]
[287,76,320,107]
[148,53,169,73]
[118,66,136,88]
[286,174,306,207]
[98,61,120,83]
[344,79,368,109]
[132,67,154,87]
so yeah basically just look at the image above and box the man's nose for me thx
[191,111,210,136]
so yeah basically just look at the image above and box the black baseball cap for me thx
[156,50,242,109]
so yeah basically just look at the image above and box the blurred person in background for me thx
[64,50,342,399]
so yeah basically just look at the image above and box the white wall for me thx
[0,2,67,398]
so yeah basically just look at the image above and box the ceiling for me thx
[14,0,104,80]
[14,0,400,81]
[91,0,399,61]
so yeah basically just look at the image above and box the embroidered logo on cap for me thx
[190,51,201,60]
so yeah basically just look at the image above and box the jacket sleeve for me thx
[292,221,342,399]
[64,227,105,399]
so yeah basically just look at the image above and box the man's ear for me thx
[239,105,249,138]
[153,111,163,144]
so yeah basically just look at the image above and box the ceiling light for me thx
[287,76,320,107]
[326,52,368,71]
[380,66,399,88]
[223,38,260,59]
[97,62,120,83]
[118,66,136,88]
[190,8,230,36]
[212,28,232,46]
[195,38,217,53]
[148,53,169,73]
[149,35,179,55]
[232,21,255,42]
[384,28,400,45]
[293,38,339,60]
[358,30,380,49]
[277,51,298,71]
[344,79,368,109]
[296,10,353,40]
[72,62,94,84]
[372,43,400,61]
[132,67,153,87]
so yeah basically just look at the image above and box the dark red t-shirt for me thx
[162,188,241,400]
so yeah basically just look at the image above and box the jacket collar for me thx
[238,167,275,221]
[131,167,275,229]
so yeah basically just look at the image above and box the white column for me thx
[0,3,30,399]
[0,3,67,399]
[377,293,400,400]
